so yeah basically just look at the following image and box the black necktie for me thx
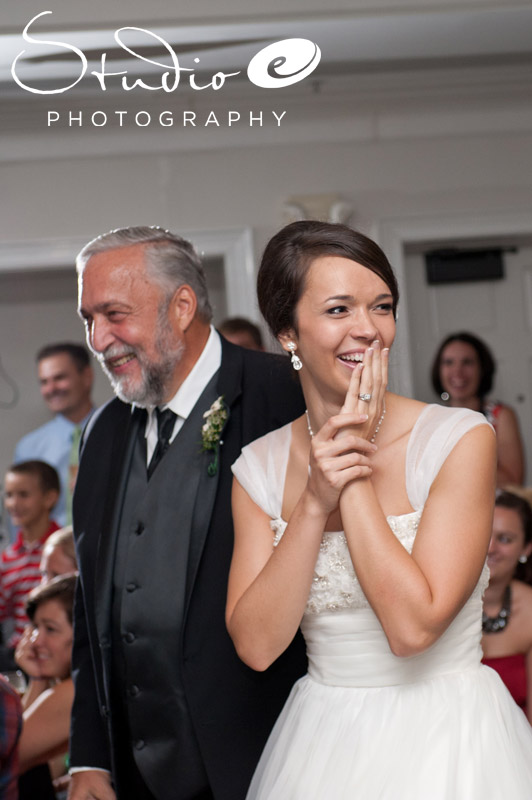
[147,407,177,479]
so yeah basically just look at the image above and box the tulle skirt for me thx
[247,664,532,799]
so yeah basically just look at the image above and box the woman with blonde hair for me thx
[40,525,77,583]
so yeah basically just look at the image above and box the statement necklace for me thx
[305,407,386,443]
[482,584,511,633]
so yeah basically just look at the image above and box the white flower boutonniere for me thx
[201,395,228,476]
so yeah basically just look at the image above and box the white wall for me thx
[3,131,532,249]
[2,0,532,514]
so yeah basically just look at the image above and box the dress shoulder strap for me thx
[231,423,292,519]
[406,404,491,510]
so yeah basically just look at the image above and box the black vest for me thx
[111,374,220,798]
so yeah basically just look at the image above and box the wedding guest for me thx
[1,461,60,657]
[219,317,265,351]
[15,575,76,797]
[431,331,524,486]
[40,526,77,584]
[227,220,532,799]
[482,489,532,722]
[14,343,95,527]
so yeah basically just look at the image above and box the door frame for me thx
[0,226,257,319]
[376,210,532,398]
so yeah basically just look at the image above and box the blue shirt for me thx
[13,410,93,528]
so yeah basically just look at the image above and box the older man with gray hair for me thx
[68,227,306,800]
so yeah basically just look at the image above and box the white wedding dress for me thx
[232,404,532,799]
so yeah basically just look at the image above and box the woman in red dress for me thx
[482,489,532,722]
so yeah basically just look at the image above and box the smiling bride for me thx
[226,220,532,799]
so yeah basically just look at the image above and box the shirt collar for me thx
[165,326,221,419]
[56,409,94,430]
[145,326,221,432]
[14,521,59,552]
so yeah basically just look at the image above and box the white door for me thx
[403,238,532,484]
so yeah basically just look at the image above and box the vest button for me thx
[135,739,145,750]
[135,522,144,536]
[126,582,138,593]
[124,632,136,644]
[129,685,140,697]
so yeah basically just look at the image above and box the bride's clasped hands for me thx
[305,342,388,518]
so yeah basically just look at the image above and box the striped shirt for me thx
[0,521,59,647]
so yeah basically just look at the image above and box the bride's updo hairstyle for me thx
[257,220,399,337]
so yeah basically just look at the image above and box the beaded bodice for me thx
[232,403,491,616]
[271,510,422,613]
[272,510,489,615]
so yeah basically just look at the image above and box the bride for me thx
[226,220,532,799]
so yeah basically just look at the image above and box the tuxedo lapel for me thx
[185,344,242,602]
[216,337,244,410]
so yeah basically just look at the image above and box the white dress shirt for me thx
[144,326,222,462]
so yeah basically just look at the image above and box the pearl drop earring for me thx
[287,342,302,371]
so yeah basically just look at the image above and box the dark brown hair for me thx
[36,342,90,372]
[219,317,264,349]
[257,221,399,337]
[431,332,495,400]
[495,489,532,584]
[26,573,77,626]
[6,460,60,495]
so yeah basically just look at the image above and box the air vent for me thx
[424,248,507,284]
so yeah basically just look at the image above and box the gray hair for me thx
[76,226,212,323]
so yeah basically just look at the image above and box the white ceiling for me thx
[2,5,532,93]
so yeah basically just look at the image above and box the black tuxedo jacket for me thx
[70,339,307,799]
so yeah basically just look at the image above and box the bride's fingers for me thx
[356,344,375,414]
[341,363,363,414]
[318,461,374,491]
[318,452,374,473]
[312,434,378,459]
[316,412,369,440]
[381,348,389,397]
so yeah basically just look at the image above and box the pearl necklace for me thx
[305,406,386,443]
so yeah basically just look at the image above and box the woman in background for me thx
[482,489,532,722]
[431,331,524,486]
[15,575,76,798]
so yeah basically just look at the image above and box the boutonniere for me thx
[201,395,228,476]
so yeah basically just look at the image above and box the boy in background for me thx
[0,461,60,660]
